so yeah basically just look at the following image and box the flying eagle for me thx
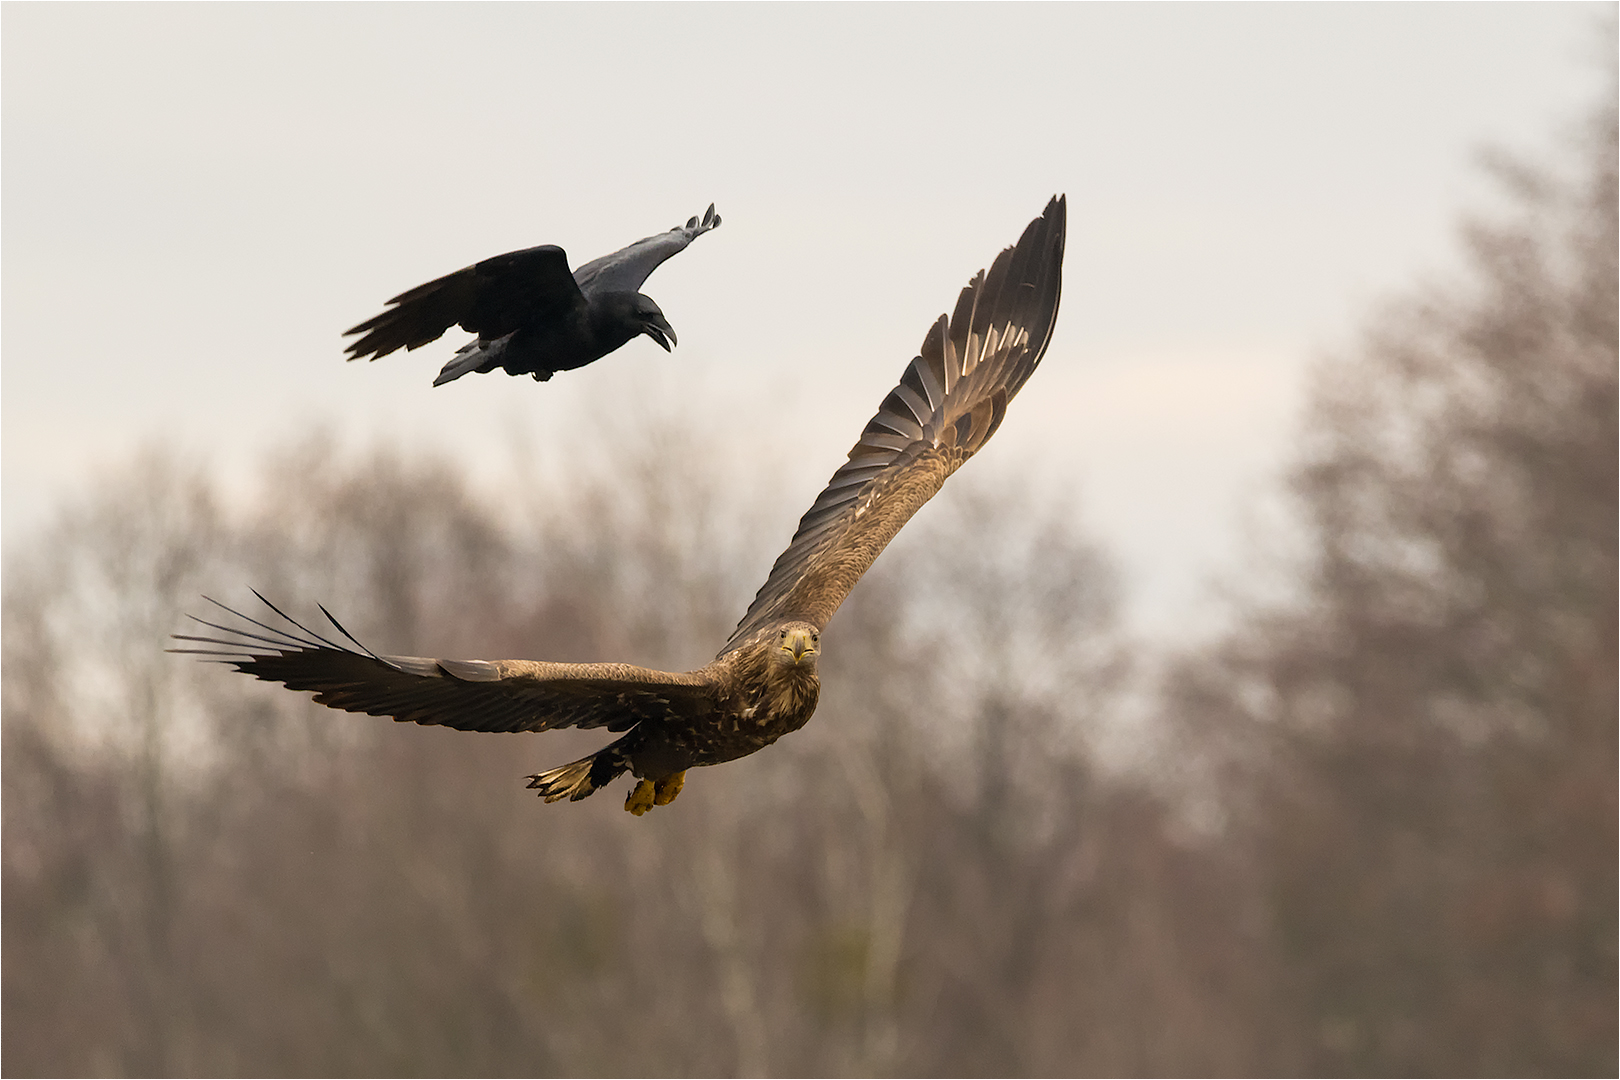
[177,196,1065,815]
[343,204,721,386]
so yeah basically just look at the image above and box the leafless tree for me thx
[1166,89,1617,1075]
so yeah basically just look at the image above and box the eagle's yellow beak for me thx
[781,627,818,663]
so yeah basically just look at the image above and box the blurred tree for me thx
[1169,93,1617,1074]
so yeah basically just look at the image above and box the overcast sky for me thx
[3,3,1609,642]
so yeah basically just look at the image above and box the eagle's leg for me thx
[623,772,687,815]
[625,780,657,815]
[653,771,685,805]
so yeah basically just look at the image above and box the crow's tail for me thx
[434,332,516,386]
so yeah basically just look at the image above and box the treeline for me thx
[4,102,1614,1077]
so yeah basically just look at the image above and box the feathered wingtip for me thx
[168,590,377,666]
[678,202,721,239]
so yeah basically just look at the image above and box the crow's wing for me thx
[719,196,1066,655]
[343,245,584,361]
[174,596,716,734]
[572,204,721,296]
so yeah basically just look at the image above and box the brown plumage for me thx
[175,196,1066,814]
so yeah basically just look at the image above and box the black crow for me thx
[343,204,721,386]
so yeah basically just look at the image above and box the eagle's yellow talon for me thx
[625,773,685,815]
[653,771,686,806]
[625,779,656,815]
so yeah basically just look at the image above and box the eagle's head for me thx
[771,622,821,672]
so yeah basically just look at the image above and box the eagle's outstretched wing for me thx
[720,196,1065,655]
[572,204,722,296]
[173,595,716,734]
[343,245,584,362]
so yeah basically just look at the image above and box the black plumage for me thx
[344,204,721,386]
[178,196,1066,815]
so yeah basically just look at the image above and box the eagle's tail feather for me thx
[525,741,631,803]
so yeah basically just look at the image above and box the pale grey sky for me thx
[3,3,1609,641]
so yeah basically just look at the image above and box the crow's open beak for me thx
[642,314,677,352]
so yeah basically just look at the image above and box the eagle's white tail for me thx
[525,742,630,802]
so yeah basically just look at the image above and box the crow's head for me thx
[629,294,676,351]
